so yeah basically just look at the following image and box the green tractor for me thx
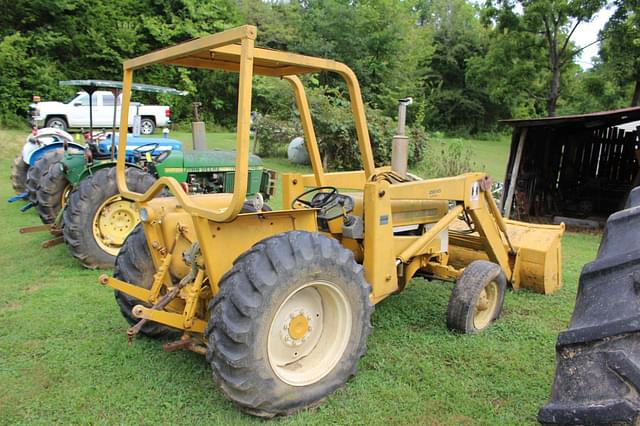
[27,80,274,269]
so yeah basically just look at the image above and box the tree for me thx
[415,0,497,132]
[482,0,606,116]
[599,0,640,106]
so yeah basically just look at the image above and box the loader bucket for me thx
[449,220,565,294]
[538,186,640,425]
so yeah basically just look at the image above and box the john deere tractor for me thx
[60,137,270,269]
[100,26,564,417]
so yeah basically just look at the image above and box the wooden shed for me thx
[500,107,640,225]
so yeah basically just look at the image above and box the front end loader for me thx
[99,26,565,417]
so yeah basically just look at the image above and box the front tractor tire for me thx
[114,225,178,338]
[206,231,374,417]
[63,167,156,269]
[447,260,507,333]
[11,153,28,194]
[36,162,72,224]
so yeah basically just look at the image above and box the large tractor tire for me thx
[63,167,155,269]
[114,224,178,339]
[11,153,29,194]
[206,231,374,417]
[25,149,64,205]
[538,186,640,425]
[35,162,72,224]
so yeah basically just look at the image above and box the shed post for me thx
[503,127,527,218]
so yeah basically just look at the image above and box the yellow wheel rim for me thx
[60,184,72,209]
[473,281,499,330]
[92,195,139,256]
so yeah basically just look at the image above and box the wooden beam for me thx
[503,128,527,219]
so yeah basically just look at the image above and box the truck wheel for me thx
[140,118,155,135]
[206,231,374,417]
[36,162,72,224]
[63,167,155,269]
[25,149,64,205]
[447,260,506,333]
[45,116,67,131]
[113,224,178,338]
[11,153,28,194]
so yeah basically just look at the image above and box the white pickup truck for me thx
[29,91,171,135]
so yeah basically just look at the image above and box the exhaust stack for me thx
[391,97,412,177]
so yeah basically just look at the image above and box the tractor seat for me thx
[87,142,112,160]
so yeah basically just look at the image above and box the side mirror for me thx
[73,102,82,107]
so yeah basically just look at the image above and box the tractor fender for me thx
[22,128,75,164]
[77,161,142,182]
[25,141,85,166]
[538,186,640,425]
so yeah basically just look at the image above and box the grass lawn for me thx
[0,127,599,425]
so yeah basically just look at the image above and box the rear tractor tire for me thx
[206,231,374,417]
[114,224,178,338]
[63,167,156,269]
[11,153,28,194]
[25,149,64,205]
[36,162,72,224]
[447,260,506,333]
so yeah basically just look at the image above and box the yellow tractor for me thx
[100,25,564,417]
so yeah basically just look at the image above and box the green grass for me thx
[0,127,599,425]
[429,135,512,180]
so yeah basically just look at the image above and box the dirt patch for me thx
[24,284,43,294]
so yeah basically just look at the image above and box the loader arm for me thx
[387,173,514,279]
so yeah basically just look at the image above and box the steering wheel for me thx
[133,142,159,154]
[292,186,338,209]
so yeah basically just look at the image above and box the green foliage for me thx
[599,0,640,106]
[254,87,427,170]
[0,0,631,132]
[477,0,607,117]
[253,114,302,158]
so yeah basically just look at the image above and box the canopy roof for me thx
[59,80,188,95]
[123,25,350,77]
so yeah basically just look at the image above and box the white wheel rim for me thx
[50,120,64,129]
[141,122,153,134]
[267,280,352,387]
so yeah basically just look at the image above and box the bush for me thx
[418,138,479,179]
[253,88,428,171]
[253,114,302,158]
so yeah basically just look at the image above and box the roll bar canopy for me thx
[116,25,374,222]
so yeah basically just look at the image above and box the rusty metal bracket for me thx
[42,237,64,248]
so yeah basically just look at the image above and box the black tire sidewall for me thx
[63,167,155,268]
[11,153,28,194]
[36,162,69,224]
[208,231,373,415]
